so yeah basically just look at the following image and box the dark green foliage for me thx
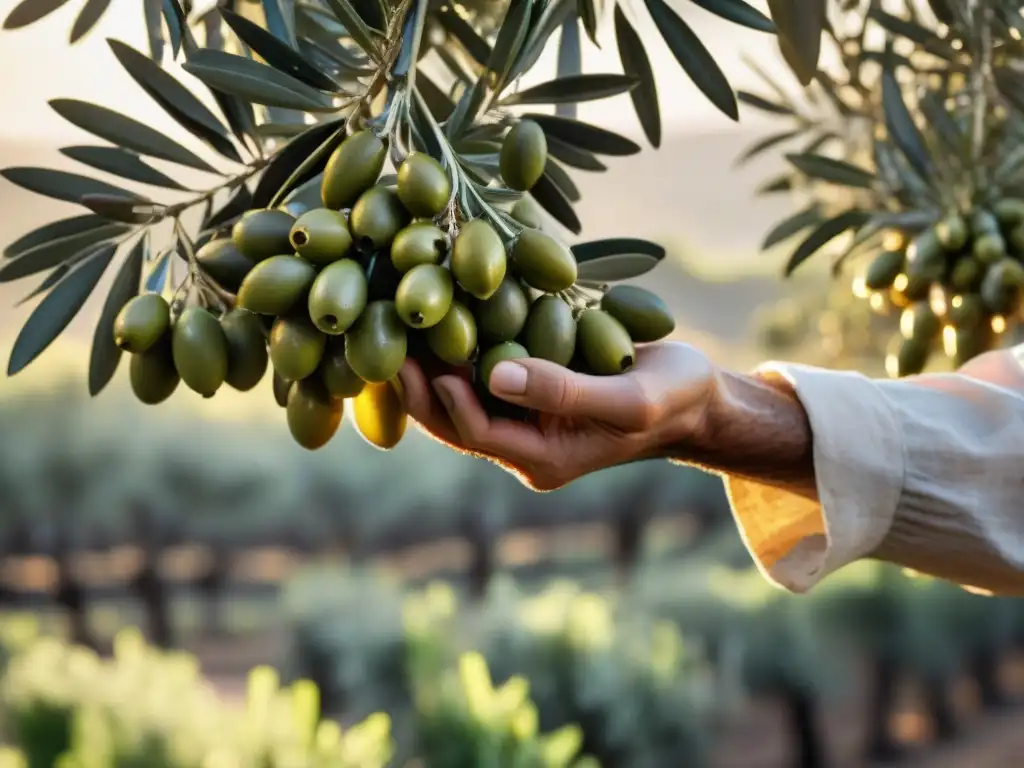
[0,0,816,395]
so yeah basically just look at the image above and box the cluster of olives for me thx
[861,199,1024,376]
[111,123,675,451]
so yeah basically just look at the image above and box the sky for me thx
[0,0,788,143]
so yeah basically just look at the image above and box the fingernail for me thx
[432,380,455,411]
[489,361,527,395]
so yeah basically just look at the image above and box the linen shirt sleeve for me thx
[724,351,1024,596]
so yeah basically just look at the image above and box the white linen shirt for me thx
[725,354,1024,596]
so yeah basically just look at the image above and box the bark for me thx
[863,654,909,762]
[199,542,229,637]
[462,513,495,602]
[781,684,829,768]
[922,675,958,742]
[612,497,653,586]
[52,541,95,650]
[970,651,1010,710]
[132,507,173,649]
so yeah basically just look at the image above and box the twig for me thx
[968,0,993,191]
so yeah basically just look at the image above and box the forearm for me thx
[676,369,818,500]
[680,348,1024,596]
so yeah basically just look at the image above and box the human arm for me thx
[714,347,1024,596]
[397,342,1024,596]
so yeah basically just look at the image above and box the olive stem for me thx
[346,0,414,135]
[172,219,235,310]
[163,155,272,219]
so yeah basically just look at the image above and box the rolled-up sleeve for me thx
[725,355,1024,596]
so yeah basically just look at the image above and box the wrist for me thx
[670,367,818,499]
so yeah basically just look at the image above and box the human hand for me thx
[396,341,719,490]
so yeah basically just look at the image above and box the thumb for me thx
[487,358,650,430]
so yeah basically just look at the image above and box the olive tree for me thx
[0,0,815,436]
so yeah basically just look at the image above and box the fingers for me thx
[430,375,547,462]
[396,359,460,445]
[486,357,653,431]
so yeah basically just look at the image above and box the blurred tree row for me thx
[0,383,729,650]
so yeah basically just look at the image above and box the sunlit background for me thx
[2,1,1024,767]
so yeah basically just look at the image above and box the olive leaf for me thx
[508,0,576,80]
[1,167,146,206]
[918,90,965,156]
[349,0,387,34]
[614,5,660,148]
[577,253,662,281]
[801,130,837,155]
[436,7,492,67]
[766,0,825,85]
[735,128,802,166]
[688,0,774,33]
[545,137,607,171]
[261,0,298,48]
[0,224,129,282]
[2,0,71,30]
[145,249,172,294]
[578,0,599,47]
[220,8,338,92]
[182,49,339,113]
[81,194,160,225]
[556,18,581,119]
[8,242,118,376]
[325,0,381,58]
[522,113,641,156]
[488,0,532,91]
[204,184,253,231]
[415,75,456,121]
[737,90,794,116]
[144,0,164,60]
[785,152,876,189]
[868,8,957,60]
[760,202,822,250]
[108,40,242,164]
[757,173,794,195]
[828,210,937,276]
[498,73,640,106]
[5,215,109,260]
[88,232,148,396]
[266,123,347,209]
[59,146,188,191]
[70,0,112,43]
[446,78,488,139]
[881,52,932,182]
[161,0,197,59]
[572,237,665,263]
[645,0,738,121]
[784,209,870,277]
[50,98,219,173]
[251,118,345,208]
[531,171,581,234]
[17,264,74,307]
[542,158,581,202]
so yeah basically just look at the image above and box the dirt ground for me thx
[190,630,1024,768]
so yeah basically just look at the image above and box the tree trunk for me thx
[781,684,828,768]
[199,545,229,638]
[970,651,1009,710]
[52,545,95,650]
[922,675,958,742]
[464,519,495,602]
[134,556,173,649]
[863,654,908,762]
[131,506,173,649]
